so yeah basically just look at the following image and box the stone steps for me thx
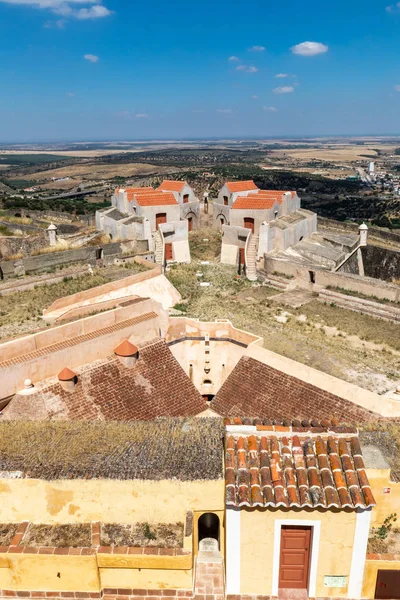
[319,288,400,323]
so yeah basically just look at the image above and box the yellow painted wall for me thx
[367,469,400,526]
[99,568,192,590]
[362,559,400,599]
[0,479,224,524]
[193,510,225,557]
[0,554,100,592]
[240,508,357,598]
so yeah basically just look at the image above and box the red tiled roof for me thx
[134,192,178,206]
[115,188,154,202]
[226,180,259,193]
[157,180,186,192]
[225,425,376,509]
[232,196,277,210]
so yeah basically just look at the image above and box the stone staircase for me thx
[257,269,293,291]
[245,234,259,281]
[154,231,163,266]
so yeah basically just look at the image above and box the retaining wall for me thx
[318,289,400,322]
[263,256,400,303]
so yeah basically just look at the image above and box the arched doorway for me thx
[198,513,220,548]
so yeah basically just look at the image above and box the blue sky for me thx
[1,0,400,141]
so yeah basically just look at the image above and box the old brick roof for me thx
[2,339,206,421]
[211,356,380,423]
[0,418,224,481]
[226,180,259,193]
[157,180,186,192]
[225,423,376,509]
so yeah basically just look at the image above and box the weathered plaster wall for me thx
[0,479,224,524]
[0,554,100,592]
[367,468,400,526]
[99,567,192,590]
[362,557,400,599]
[238,508,357,598]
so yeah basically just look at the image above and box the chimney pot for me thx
[114,339,139,368]
[58,367,77,392]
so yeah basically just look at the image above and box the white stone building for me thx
[96,181,200,265]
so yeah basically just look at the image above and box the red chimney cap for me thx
[114,340,138,357]
[58,367,77,381]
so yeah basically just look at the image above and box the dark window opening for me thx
[203,378,212,385]
[198,513,220,547]
[95,248,103,260]
[183,194,189,203]
[109,233,113,240]
[223,196,229,206]
[299,236,304,242]
[0,266,3,281]
[274,210,278,218]
[309,270,315,284]
[202,394,215,403]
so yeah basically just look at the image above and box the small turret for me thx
[358,223,368,247]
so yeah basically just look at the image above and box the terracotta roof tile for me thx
[226,180,259,193]
[115,188,154,201]
[157,180,186,192]
[134,192,178,206]
[57,368,77,381]
[114,340,138,357]
[225,430,376,510]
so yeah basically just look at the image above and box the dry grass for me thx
[101,522,183,547]
[22,524,91,547]
[0,215,33,225]
[30,243,73,256]
[0,419,224,481]
[359,424,400,481]
[167,261,400,392]
[0,524,18,546]
[274,146,382,162]
[23,163,166,182]
[367,530,400,554]
[189,228,222,261]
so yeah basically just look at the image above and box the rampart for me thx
[263,255,400,302]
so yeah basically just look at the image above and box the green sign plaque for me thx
[324,575,347,588]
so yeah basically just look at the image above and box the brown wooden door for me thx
[375,570,400,598]
[279,526,311,590]
[188,217,193,232]
[239,248,245,266]
[165,243,173,261]
[156,213,167,229]
[243,217,255,233]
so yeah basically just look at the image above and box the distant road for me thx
[39,188,101,201]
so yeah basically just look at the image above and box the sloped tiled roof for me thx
[134,192,178,206]
[3,339,206,421]
[157,180,186,192]
[211,356,381,422]
[115,188,154,202]
[226,180,259,193]
[225,423,376,509]
[232,195,277,210]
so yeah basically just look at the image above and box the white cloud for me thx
[275,73,288,78]
[236,64,258,73]
[228,55,239,61]
[0,0,113,20]
[66,91,75,96]
[386,2,400,12]
[135,113,148,119]
[291,41,328,56]
[263,106,278,112]
[273,86,294,94]
[76,4,111,18]
[216,109,233,113]
[251,95,259,99]
[395,85,400,91]
[84,53,99,62]
[249,45,265,52]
